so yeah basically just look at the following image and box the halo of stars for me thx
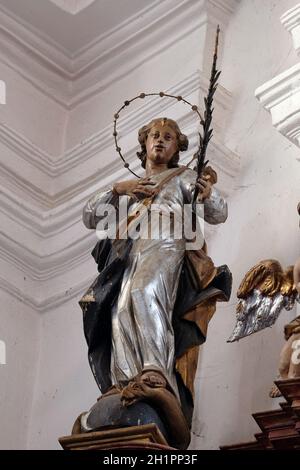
[113,92,203,178]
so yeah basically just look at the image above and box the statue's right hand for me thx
[113,177,156,200]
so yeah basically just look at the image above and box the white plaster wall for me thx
[0,28,67,450]
[0,290,40,450]
[26,295,99,449]
[2,0,300,451]
[0,62,67,158]
[191,0,300,449]
[64,26,207,150]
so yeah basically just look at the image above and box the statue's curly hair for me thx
[136,118,189,169]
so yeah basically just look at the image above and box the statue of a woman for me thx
[79,118,231,448]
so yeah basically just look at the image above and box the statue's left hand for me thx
[196,175,212,201]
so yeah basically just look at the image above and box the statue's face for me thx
[145,123,178,165]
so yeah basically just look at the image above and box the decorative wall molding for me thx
[0,65,239,305]
[57,72,209,176]
[0,0,240,311]
[255,63,300,147]
[0,0,239,109]
[49,0,97,15]
[0,73,203,210]
[0,127,239,234]
[0,72,233,202]
[0,272,94,312]
[0,3,70,107]
[255,3,300,149]
[0,123,56,176]
[0,116,239,310]
[68,0,238,109]
[0,130,239,288]
[0,131,238,250]
[0,226,93,280]
[281,3,300,57]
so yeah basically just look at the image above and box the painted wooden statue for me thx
[73,28,232,449]
[78,116,231,448]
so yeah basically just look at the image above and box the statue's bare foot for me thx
[120,369,190,449]
[120,380,146,406]
[269,383,282,398]
[120,370,167,406]
[140,370,167,388]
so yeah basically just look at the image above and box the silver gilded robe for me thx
[83,167,227,394]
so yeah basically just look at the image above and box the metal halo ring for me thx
[113,92,203,178]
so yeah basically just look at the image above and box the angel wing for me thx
[228,260,298,343]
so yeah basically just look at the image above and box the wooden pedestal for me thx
[59,423,175,450]
[221,378,300,450]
